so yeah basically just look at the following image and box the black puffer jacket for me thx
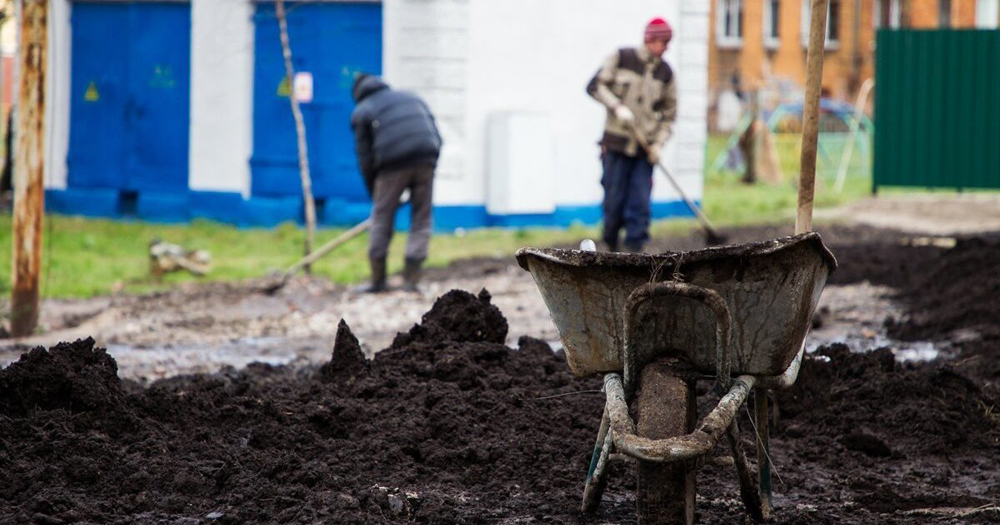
[350,75,442,194]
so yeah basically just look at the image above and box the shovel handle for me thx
[628,126,722,239]
[285,218,372,277]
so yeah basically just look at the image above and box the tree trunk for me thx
[275,0,316,273]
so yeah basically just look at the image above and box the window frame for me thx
[801,0,841,50]
[763,0,781,50]
[874,0,902,29]
[717,0,744,49]
[939,0,952,28]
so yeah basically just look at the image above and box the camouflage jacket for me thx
[587,46,677,157]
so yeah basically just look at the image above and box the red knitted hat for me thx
[644,17,673,43]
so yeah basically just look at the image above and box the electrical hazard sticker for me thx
[276,76,291,97]
[84,81,99,102]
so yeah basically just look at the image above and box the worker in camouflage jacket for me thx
[587,17,677,253]
[351,73,442,293]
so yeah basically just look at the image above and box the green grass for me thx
[0,216,601,298]
[0,133,876,299]
[701,132,873,225]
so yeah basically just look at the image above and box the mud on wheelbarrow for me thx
[516,233,837,524]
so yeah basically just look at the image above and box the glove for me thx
[614,104,635,126]
[648,142,664,165]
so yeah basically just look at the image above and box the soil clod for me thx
[317,319,368,383]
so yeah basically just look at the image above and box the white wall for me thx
[462,0,708,209]
[189,0,254,195]
[44,0,71,190]
[383,0,470,205]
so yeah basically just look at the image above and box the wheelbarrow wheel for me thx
[635,359,697,525]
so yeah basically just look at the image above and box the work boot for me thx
[357,256,387,293]
[402,257,424,293]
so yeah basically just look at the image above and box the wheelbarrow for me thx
[515,233,836,524]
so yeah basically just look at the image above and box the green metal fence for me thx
[874,29,1000,191]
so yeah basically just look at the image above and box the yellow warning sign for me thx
[84,81,99,102]
[276,76,291,97]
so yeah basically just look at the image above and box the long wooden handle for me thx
[797,0,830,235]
[631,129,721,237]
[285,218,372,277]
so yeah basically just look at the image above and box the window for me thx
[874,0,902,29]
[801,0,840,49]
[939,0,952,27]
[977,0,999,28]
[717,0,744,48]
[763,0,781,49]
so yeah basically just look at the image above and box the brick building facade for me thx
[708,0,999,128]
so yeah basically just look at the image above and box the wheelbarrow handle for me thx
[622,282,733,395]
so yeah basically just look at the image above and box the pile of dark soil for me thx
[823,232,1000,384]
[0,291,621,523]
[3,286,998,523]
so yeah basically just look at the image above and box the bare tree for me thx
[275,0,317,273]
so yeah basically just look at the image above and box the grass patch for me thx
[701,132,873,225]
[0,133,876,299]
[0,216,598,298]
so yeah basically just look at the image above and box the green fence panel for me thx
[874,29,1000,190]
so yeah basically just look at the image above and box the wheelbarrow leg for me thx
[635,359,696,525]
[755,388,773,519]
[726,421,764,523]
[582,406,612,514]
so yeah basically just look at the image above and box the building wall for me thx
[383,0,470,207]
[707,0,990,121]
[188,0,254,196]
[45,0,70,190]
[463,0,704,211]
[385,0,708,214]
[41,0,709,228]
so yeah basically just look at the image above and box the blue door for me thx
[68,2,191,192]
[251,2,382,201]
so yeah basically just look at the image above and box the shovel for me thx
[629,126,728,246]
[260,218,372,294]
[260,191,415,294]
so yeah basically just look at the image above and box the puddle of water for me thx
[806,332,951,363]
[105,336,300,379]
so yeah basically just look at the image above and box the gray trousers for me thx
[368,165,434,260]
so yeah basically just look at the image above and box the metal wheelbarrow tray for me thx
[516,232,837,380]
[516,233,837,521]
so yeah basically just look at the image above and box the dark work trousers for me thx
[601,151,653,251]
[368,165,435,261]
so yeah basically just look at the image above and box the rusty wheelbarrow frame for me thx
[516,233,836,522]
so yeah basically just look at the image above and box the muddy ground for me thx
[2,224,1000,523]
[0,223,963,381]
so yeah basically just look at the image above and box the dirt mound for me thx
[886,236,1000,341]
[2,274,999,523]
[390,288,508,348]
[0,290,620,524]
[777,343,999,455]
[0,337,123,417]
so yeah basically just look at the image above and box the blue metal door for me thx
[68,2,191,192]
[252,2,382,201]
